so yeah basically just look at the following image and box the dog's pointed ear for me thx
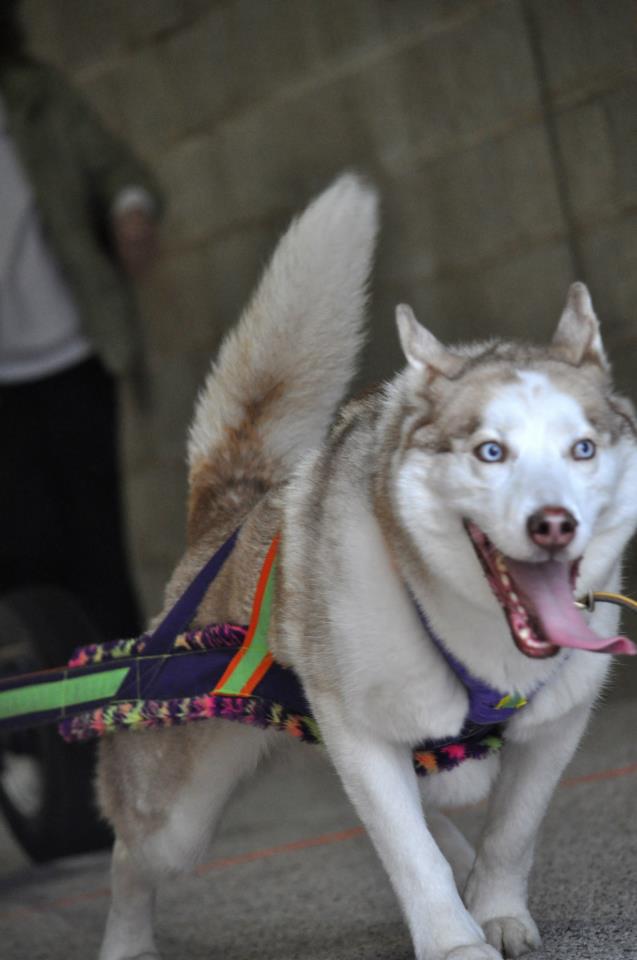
[551,283,608,369]
[396,304,464,379]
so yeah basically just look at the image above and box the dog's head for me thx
[390,283,637,658]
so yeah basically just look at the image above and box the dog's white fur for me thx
[97,175,637,960]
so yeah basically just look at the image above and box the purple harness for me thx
[414,601,531,726]
[0,528,534,777]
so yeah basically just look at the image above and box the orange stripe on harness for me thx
[240,651,274,696]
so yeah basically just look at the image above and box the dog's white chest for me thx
[325,503,469,744]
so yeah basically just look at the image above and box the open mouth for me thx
[464,520,635,658]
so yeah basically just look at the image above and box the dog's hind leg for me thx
[426,809,476,892]
[97,722,276,960]
[98,838,159,960]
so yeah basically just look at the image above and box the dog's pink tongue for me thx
[506,559,636,655]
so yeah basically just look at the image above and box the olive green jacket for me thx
[1,59,162,376]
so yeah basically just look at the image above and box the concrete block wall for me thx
[20,0,637,615]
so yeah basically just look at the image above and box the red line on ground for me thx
[0,887,111,922]
[560,760,637,787]
[0,759,635,921]
[195,826,365,876]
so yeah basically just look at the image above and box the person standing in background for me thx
[0,0,162,643]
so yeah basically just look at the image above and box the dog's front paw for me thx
[443,944,502,960]
[483,915,541,958]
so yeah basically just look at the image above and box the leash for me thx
[575,591,637,616]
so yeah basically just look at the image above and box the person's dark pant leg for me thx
[0,357,141,641]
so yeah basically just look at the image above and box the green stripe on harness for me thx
[212,536,279,696]
[215,565,275,695]
[0,667,129,721]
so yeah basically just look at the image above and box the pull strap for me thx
[147,527,240,653]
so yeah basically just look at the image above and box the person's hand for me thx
[113,208,159,279]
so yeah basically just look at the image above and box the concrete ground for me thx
[0,659,635,960]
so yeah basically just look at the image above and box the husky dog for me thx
[97,175,637,960]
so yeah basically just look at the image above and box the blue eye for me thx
[572,438,596,460]
[475,441,506,463]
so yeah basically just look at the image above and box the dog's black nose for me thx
[527,506,577,551]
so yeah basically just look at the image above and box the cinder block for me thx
[141,223,278,368]
[215,107,294,225]
[182,0,222,18]
[604,81,637,210]
[344,55,414,173]
[225,0,321,110]
[427,271,490,345]
[125,455,187,572]
[45,0,125,69]
[579,215,637,398]
[310,0,384,60]
[362,276,438,385]
[221,79,367,225]
[580,216,637,327]
[550,79,637,239]
[555,100,617,226]
[72,7,235,150]
[526,0,637,102]
[479,239,574,342]
[280,78,371,175]
[78,66,130,141]
[133,558,172,622]
[367,268,487,368]
[160,7,235,132]
[113,46,184,151]
[138,246,220,359]
[118,0,183,42]
[21,0,65,66]
[374,168,437,283]
[376,0,488,40]
[370,237,573,369]
[206,223,283,338]
[145,351,204,461]
[399,1,540,161]
[120,384,156,473]
[157,133,236,246]
[423,122,563,271]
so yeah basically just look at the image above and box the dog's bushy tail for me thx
[187,173,379,541]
